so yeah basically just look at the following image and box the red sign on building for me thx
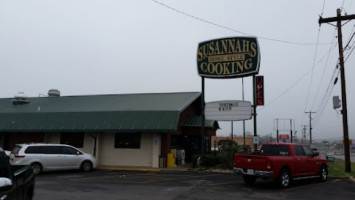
[255,76,264,106]
[279,134,290,140]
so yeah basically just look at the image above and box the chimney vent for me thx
[48,89,60,97]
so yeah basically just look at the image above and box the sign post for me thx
[197,37,261,164]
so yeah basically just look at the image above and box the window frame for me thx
[60,132,84,148]
[114,133,141,149]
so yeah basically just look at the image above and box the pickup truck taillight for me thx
[14,154,25,158]
[266,160,272,170]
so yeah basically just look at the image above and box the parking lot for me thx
[34,169,355,200]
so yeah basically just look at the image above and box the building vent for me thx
[13,92,30,105]
[48,89,60,97]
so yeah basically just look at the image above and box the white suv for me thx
[10,143,97,175]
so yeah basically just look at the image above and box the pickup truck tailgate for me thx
[234,154,270,171]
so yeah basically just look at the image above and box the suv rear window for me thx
[261,145,290,156]
[11,145,22,154]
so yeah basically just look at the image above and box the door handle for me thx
[1,195,8,200]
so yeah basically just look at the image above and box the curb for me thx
[97,166,162,172]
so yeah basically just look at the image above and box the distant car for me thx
[10,143,97,175]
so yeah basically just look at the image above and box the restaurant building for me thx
[0,91,218,168]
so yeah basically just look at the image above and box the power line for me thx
[344,41,355,61]
[313,67,339,126]
[303,26,322,114]
[310,29,338,110]
[152,0,331,46]
[258,45,338,111]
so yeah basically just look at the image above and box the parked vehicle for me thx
[233,143,328,188]
[10,144,97,175]
[0,148,35,200]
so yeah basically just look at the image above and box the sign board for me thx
[254,136,259,144]
[197,37,260,78]
[343,139,352,146]
[279,134,290,140]
[205,100,252,121]
[255,76,264,106]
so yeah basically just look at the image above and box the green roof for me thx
[0,92,203,132]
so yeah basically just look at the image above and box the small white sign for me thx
[254,136,259,144]
[205,100,252,121]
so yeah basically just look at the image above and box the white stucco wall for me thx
[44,133,95,155]
[43,132,161,168]
[98,132,161,168]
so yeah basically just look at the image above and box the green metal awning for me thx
[182,115,219,129]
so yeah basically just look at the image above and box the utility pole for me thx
[303,125,307,144]
[290,119,293,143]
[305,111,316,144]
[276,119,279,143]
[319,8,353,172]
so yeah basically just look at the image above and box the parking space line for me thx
[205,180,242,187]
[69,172,225,185]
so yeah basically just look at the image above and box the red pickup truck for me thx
[233,143,328,188]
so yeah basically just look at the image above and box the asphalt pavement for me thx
[33,169,355,200]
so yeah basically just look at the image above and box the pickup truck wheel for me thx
[319,166,328,182]
[81,161,93,172]
[278,169,291,188]
[31,163,42,175]
[243,175,256,186]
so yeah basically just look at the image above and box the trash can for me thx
[167,153,176,167]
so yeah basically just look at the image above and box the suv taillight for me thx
[14,154,25,158]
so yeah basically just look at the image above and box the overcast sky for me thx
[0,0,354,142]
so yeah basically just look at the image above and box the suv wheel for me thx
[81,161,92,172]
[31,163,42,175]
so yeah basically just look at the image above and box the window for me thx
[11,145,22,154]
[303,146,314,156]
[61,146,81,155]
[0,152,11,179]
[60,133,84,148]
[25,146,44,154]
[115,133,141,149]
[261,145,290,156]
[294,145,304,156]
[294,145,315,156]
